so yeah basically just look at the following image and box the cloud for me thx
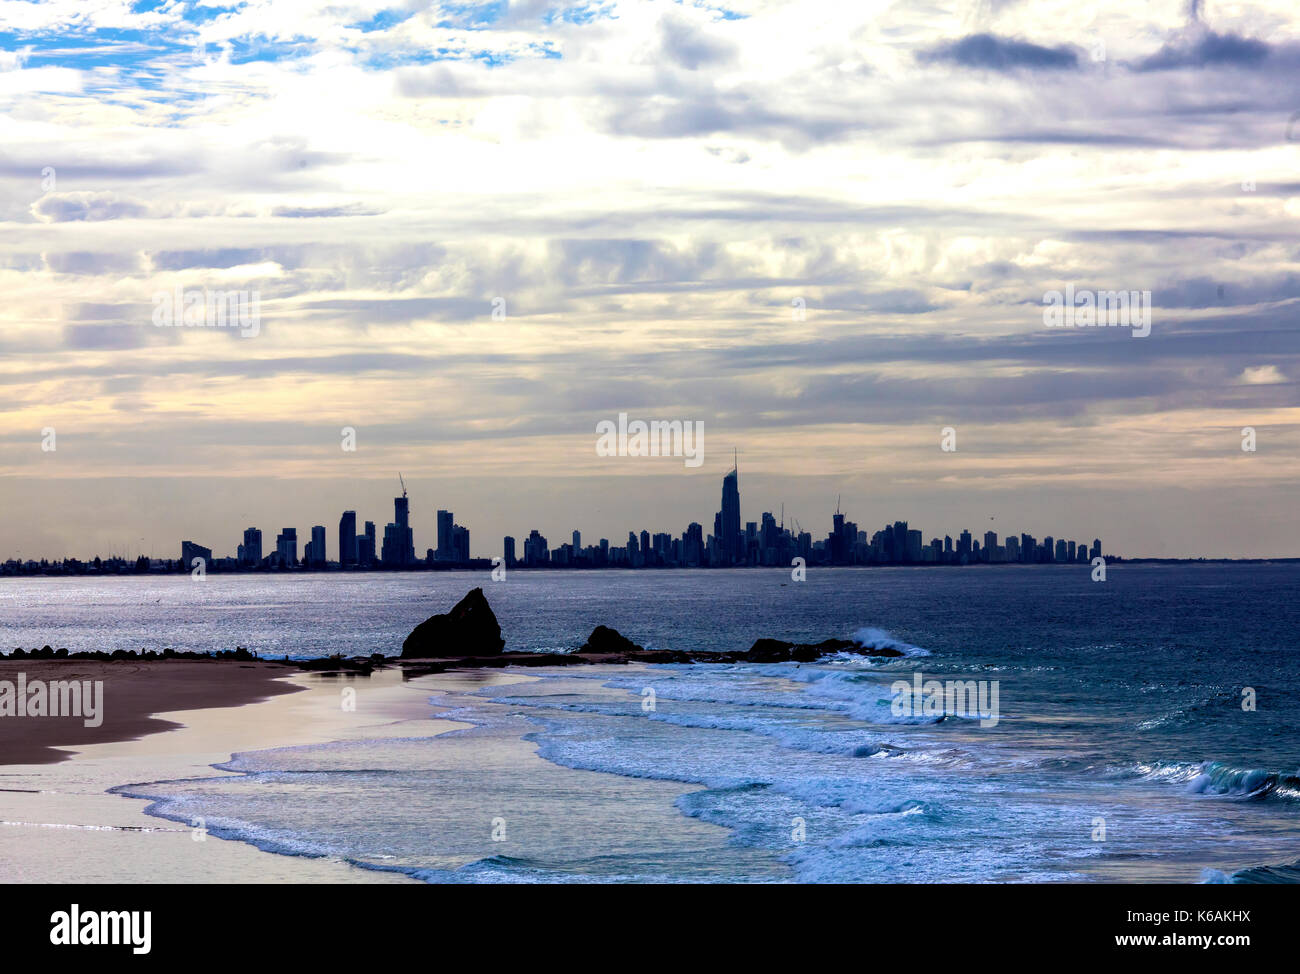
[918,33,1079,71]
[4,0,1300,558]
[269,203,386,218]
[31,192,153,223]
[657,12,737,71]
[61,324,148,350]
[44,251,141,274]
[1133,29,1273,71]
[1239,364,1286,384]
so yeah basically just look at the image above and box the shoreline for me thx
[0,660,304,765]
[0,663,764,883]
[0,666,469,883]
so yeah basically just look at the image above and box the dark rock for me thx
[738,636,897,662]
[579,625,644,654]
[742,638,797,661]
[401,587,505,659]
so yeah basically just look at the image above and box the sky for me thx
[1,0,1299,560]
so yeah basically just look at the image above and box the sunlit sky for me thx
[2,0,1299,560]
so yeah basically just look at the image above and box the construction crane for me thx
[398,473,407,498]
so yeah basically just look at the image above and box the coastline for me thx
[0,662,763,883]
[0,666,448,882]
[0,660,303,765]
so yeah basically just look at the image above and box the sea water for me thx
[6,564,1298,882]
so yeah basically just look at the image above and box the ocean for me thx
[5,564,1299,882]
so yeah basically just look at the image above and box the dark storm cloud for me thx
[918,33,1079,71]
[1133,30,1273,72]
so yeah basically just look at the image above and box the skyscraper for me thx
[339,511,357,567]
[180,540,212,568]
[437,510,454,560]
[276,528,297,567]
[241,527,262,567]
[382,493,415,567]
[720,461,741,566]
[310,525,327,566]
[358,521,376,566]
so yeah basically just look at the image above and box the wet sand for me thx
[0,660,303,765]
[0,667,456,882]
[0,664,768,883]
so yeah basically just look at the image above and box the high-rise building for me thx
[893,521,909,562]
[339,511,357,567]
[181,540,212,568]
[358,521,376,566]
[685,521,703,567]
[241,527,262,567]
[907,529,923,562]
[720,463,741,565]
[382,494,415,567]
[524,529,548,566]
[504,536,516,567]
[276,528,297,567]
[309,525,327,566]
[437,510,454,560]
[452,524,470,562]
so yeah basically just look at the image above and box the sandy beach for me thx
[0,663,442,882]
[0,660,305,765]
[0,660,758,883]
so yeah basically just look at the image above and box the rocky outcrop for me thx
[739,637,903,660]
[400,587,505,658]
[578,625,644,655]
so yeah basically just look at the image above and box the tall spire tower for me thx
[720,452,741,565]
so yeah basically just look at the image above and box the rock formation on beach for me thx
[396,589,906,667]
[400,587,506,658]
[5,589,904,672]
[578,625,644,654]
